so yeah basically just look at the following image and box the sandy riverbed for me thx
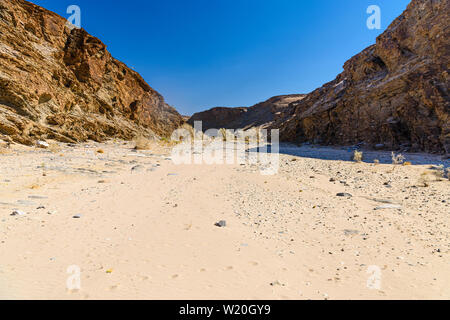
[0,141,448,299]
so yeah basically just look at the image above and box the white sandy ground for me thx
[0,141,449,300]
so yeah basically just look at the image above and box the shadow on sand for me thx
[248,143,450,167]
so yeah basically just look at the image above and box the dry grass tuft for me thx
[352,150,363,163]
[432,165,446,180]
[391,152,406,165]
[180,123,196,142]
[418,171,433,187]
[219,128,228,141]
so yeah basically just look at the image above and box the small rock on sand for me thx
[131,165,145,172]
[374,204,402,210]
[11,210,26,216]
[36,140,49,149]
[215,220,227,228]
[336,193,352,197]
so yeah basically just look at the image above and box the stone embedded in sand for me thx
[28,195,48,199]
[336,193,352,198]
[36,141,49,149]
[11,210,26,216]
[73,214,82,219]
[131,165,145,172]
[374,204,402,210]
[215,220,227,228]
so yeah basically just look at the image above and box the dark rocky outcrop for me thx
[0,0,183,145]
[188,94,305,131]
[277,0,449,154]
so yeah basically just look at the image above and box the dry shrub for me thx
[417,167,446,187]
[219,128,228,141]
[352,150,363,162]
[391,152,406,165]
[159,136,180,147]
[241,128,262,144]
[432,165,445,180]
[173,123,197,143]
[418,171,433,187]
[181,123,195,141]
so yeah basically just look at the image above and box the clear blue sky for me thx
[30,0,410,115]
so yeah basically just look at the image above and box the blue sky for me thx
[30,0,410,115]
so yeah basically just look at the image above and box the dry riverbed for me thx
[0,141,449,299]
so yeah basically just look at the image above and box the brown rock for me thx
[276,0,449,154]
[0,0,183,144]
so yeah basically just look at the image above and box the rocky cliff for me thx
[277,0,449,154]
[188,94,305,131]
[0,0,183,145]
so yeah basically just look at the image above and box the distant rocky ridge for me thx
[276,0,449,154]
[0,0,183,145]
[189,0,449,154]
[188,94,305,131]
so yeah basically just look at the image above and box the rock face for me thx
[0,0,183,145]
[188,94,305,131]
[278,0,449,154]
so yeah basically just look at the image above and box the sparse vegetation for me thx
[219,128,228,141]
[418,171,433,187]
[432,165,446,180]
[176,123,196,143]
[352,150,363,163]
[417,166,447,186]
[391,152,405,165]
